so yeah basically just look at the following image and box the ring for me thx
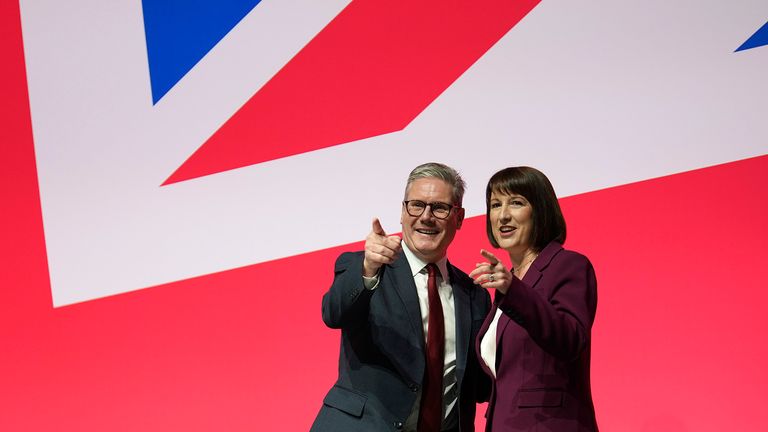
[488,274,495,282]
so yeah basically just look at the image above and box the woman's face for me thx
[489,190,534,256]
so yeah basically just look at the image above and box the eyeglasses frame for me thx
[402,200,461,220]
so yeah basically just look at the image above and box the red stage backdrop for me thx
[2,1,767,431]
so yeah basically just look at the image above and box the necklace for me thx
[512,253,538,276]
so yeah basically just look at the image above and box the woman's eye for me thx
[490,202,501,209]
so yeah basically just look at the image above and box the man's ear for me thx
[456,208,465,229]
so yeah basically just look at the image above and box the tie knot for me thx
[425,263,438,278]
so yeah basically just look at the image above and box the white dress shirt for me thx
[480,307,503,378]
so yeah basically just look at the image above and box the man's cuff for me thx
[363,274,380,290]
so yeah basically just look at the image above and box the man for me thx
[311,163,491,432]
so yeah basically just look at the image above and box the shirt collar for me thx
[401,241,449,282]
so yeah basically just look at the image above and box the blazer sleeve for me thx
[496,250,597,361]
[321,251,376,329]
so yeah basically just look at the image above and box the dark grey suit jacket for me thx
[311,251,491,431]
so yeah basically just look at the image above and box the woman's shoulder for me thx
[544,242,593,269]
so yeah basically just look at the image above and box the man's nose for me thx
[419,205,436,222]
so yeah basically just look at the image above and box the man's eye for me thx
[410,201,426,209]
[432,204,450,214]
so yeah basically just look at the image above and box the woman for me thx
[469,167,598,431]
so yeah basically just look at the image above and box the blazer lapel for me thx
[526,241,562,281]
[496,308,512,347]
[476,301,498,379]
[495,242,562,342]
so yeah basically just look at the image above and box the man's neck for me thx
[401,242,447,277]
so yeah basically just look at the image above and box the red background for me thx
[2,2,767,430]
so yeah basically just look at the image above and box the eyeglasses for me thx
[402,200,459,220]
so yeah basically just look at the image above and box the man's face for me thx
[400,177,464,263]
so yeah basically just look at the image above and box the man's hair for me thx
[405,162,466,206]
[485,166,567,251]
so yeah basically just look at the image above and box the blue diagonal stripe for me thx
[142,0,262,104]
[736,21,768,52]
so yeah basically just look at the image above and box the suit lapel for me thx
[388,253,425,348]
[449,262,471,384]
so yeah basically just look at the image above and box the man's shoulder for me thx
[447,261,473,282]
[334,251,365,269]
[448,262,491,300]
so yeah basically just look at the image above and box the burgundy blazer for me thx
[475,242,598,431]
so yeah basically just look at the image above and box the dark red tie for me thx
[419,263,444,432]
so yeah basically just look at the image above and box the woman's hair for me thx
[485,166,566,251]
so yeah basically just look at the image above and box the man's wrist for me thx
[363,272,380,290]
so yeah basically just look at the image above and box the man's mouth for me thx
[415,228,440,236]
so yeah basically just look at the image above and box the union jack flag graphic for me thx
[1,0,766,430]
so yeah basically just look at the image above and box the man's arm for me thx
[321,252,373,329]
[321,218,401,329]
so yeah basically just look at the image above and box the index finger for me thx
[480,249,500,265]
[371,217,386,236]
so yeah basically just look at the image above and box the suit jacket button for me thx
[409,383,419,392]
[394,421,404,429]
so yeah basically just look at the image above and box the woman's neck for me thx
[509,248,537,268]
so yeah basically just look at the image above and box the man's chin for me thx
[412,241,445,260]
